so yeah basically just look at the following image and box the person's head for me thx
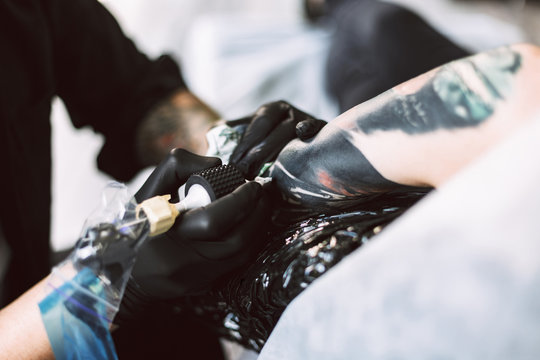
[136,89,221,166]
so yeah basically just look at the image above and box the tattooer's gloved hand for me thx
[227,100,326,179]
[116,148,270,324]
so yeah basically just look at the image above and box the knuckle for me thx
[168,148,187,164]
[277,100,291,110]
[169,147,185,157]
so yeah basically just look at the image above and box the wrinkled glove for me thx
[227,100,326,179]
[116,149,270,323]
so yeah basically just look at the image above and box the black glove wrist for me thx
[114,276,153,325]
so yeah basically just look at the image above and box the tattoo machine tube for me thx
[138,164,246,236]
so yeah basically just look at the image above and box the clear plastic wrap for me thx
[39,182,150,359]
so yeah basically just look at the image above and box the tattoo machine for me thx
[137,163,246,236]
[38,164,246,359]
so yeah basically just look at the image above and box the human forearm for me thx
[0,278,53,360]
[272,44,540,205]
[343,43,540,187]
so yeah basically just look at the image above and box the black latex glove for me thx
[227,100,326,179]
[117,149,269,323]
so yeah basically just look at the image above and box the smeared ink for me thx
[177,192,425,352]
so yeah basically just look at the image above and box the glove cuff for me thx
[114,277,153,326]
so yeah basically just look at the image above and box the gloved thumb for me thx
[296,119,327,141]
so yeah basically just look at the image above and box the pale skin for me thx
[271,43,540,208]
[345,43,540,187]
[0,278,53,360]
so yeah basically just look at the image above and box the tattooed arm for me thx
[271,44,540,207]
[135,89,221,167]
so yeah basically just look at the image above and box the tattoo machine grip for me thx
[184,164,245,201]
[138,164,246,237]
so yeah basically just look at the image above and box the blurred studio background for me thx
[50,0,539,252]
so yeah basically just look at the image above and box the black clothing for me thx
[0,1,227,358]
[0,0,185,305]
[325,0,471,112]
[113,307,225,360]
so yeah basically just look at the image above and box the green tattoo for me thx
[433,47,522,123]
[355,47,522,135]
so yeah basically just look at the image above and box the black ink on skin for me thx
[270,48,520,212]
[358,47,522,134]
[270,125,420,216]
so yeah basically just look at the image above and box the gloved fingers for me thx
[235,118,297,179]
[189,195,270,260]
[225,115,252,127]
[171,149,222,180]
[125,181,269,302]
[173,181,263,241]
[229,101,291,164]
[135,148,221,202]
[296,118,327,141]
